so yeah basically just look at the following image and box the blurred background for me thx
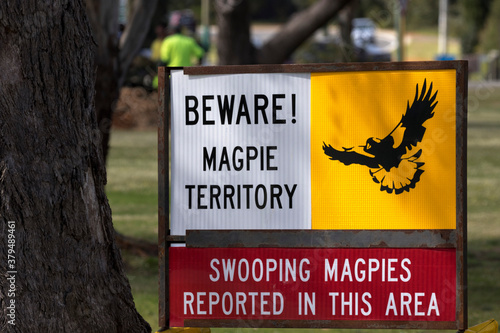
[105,0,500,134]
[118,0,499,90]
[87,0,500,332]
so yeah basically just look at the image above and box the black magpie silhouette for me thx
[322,79,438,194]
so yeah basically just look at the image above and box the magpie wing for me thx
[397,79,438,153]
[323,142,380,169]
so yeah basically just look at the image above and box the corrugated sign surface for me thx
[170,69,456,235]
[170,247,456,326]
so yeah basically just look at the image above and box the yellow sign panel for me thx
[311,70,456,229]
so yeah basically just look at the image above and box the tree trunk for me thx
[0,1,151,332]
[215,0,256,65]
[338,0,357,62]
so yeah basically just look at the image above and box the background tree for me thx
[406,0,439,30]
[215,0,353,65]
[458,0,492,54]
[214,0,255,64]
[338,0,358,62]
[0,1,150,331]
[478,0,500,52]
[85,0,158,161]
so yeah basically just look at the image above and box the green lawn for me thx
[465,83,500,327]
[106,84,500,332]
[107,131,158,242]
[106,131,160,329]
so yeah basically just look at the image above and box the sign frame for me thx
[158,61,468,331]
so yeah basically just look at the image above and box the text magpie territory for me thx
[182,93,300,211]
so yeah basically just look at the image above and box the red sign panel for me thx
[169,247,456,327]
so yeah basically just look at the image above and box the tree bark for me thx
[0,1,150,332]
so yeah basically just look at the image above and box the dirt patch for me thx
[113,87,158,130]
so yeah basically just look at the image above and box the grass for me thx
[107,131,158,242]
[106,130,160,328]
[465,83,500,326]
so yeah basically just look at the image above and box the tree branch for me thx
[256,0,352,64]
[118,0,158,87]
[115,232,157,257]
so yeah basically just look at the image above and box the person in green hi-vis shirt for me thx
[161,25,205,66]
[152,25,205,89]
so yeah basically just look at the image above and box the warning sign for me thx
[160,61,468,330]
[170,69,457,235]
[170,247,456,327]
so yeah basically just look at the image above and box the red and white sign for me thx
[169,247,456,327]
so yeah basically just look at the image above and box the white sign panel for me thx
[170,70,311,235]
